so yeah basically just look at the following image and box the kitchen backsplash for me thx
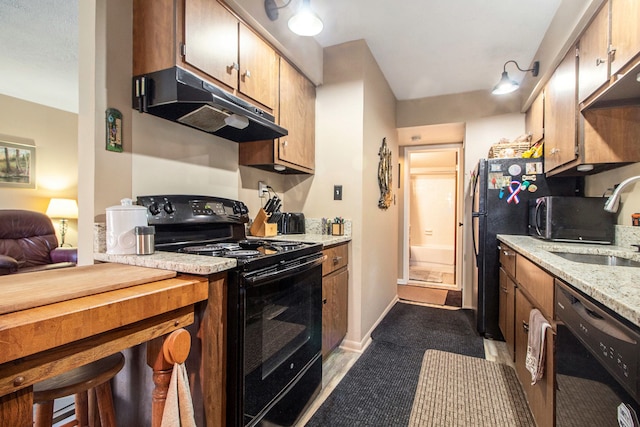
[305,218,352,236]
[615,225,640,250]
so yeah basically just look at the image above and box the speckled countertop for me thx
[93,233,351,275]
[497,233,640,328]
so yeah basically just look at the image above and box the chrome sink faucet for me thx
[604,175,640,212]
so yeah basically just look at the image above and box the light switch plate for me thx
[334,185,342,200]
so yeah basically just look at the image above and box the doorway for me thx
[401,144,463,291]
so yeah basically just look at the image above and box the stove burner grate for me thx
[225,250,262,259]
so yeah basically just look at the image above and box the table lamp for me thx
[46,198,78,247]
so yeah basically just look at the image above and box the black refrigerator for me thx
[471,158,581,339]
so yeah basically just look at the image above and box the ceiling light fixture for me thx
[264,0,323,36]
[492,60,540,95]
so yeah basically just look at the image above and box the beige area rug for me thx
[556,374,622,426]
[409,350,535,427]
[398,285,448,305]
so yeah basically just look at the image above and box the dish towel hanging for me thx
[525,308,551,385]
[160,363,196,427]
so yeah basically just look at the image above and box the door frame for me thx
[399,143,464,291]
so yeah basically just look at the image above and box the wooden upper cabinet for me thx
[135,0,278,111]
[544,47,578,173]
[578,2,610,102]
[610,0,640,76]
[525,91,544,144]
[278,60,316,170]
[184,0,239,90]
[239,25,279,110]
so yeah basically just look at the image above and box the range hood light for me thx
[225,114,250,129]
[577,164,594,172]
[274,165,286,172]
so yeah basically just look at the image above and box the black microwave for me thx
[528,196,615,243]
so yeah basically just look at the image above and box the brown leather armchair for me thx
[0,209,77,275]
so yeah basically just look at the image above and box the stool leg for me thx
[88,388,100,427]
[34,401,54,427]
[95,381,116,427]
[75,391,89,427]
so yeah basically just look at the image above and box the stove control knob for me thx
[234,202,248,215]
[163,201,175,214]
[148,202,160,216]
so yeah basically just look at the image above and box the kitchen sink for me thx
[550,251,640,267]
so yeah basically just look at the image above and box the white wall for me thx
[289,40,398,349]
[585,162,640,228]
[0,94,79,246]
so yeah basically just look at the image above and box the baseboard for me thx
[340,296,398,353]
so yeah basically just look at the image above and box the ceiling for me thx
[0,0,562,113]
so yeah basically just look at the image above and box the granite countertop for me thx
[94,233,351,275]
[497,234,640,328]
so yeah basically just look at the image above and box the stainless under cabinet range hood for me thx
[132,67,287,142]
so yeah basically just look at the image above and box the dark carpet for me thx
[305,302,485,427]
[444,290,462,307]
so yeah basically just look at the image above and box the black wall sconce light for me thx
[492,60,540,95]
[264,0,323,36]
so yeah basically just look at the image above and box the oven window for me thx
[243,265,321,419]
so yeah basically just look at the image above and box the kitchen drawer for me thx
[516,254,554,318]
[322,243,348,276]
[498,243,517,278]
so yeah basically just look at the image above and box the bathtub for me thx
[410,244,454,266]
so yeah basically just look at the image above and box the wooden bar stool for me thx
[33,352,125,427]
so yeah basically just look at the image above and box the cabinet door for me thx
[498,268,516,360]
[278,60,316,170]
[515,290,555,427]
[322,268,348,359]
[525,91,544,144]
[544,47,578,173]
[610,0,640,76]
[239,25,278,109]
[578,3,610,102]
[184,0,238,90]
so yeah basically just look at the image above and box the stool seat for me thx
[33,352,124,427]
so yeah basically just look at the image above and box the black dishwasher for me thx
[555,280,640,426]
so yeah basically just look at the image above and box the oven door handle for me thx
[243,255,327,285]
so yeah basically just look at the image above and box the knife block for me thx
[250,208,278,237]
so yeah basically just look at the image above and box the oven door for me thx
[228,253,324,427]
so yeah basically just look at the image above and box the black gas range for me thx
[137,195,323,427]
[136,195,322,270]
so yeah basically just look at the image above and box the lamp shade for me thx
[492,71,519,95]
[46,198,78,219]
[288,0,323,36]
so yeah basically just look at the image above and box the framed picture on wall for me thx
[0,139,36,189]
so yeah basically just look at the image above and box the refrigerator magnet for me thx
[525,162,543,174]
[508,164,521,176]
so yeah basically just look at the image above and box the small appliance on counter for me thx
[106,198,148,255]
[528,196,615,243]
[278,213,305,235]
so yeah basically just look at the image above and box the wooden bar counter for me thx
[0,263,208,426]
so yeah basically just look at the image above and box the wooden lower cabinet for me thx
[515,288,555,427]
[321,243,349,359]
[498,267,516,360]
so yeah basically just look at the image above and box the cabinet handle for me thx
[595,57,606,66]
[228,62,239,72]
[550,148,560,155]
[522,320,529,333]
[500,286,508,293]
[502,250,514,257]
[281,140,288,147]
[322,298,327,305]
[243,69,251,78]
[333,256,343,265]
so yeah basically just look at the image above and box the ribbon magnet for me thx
[507,181,523,204]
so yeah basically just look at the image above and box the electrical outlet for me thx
[258,181,268,198]
[334,185,343,200]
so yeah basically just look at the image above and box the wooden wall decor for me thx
[377,137,392,209]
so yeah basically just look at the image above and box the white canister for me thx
[106,198,148,254]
